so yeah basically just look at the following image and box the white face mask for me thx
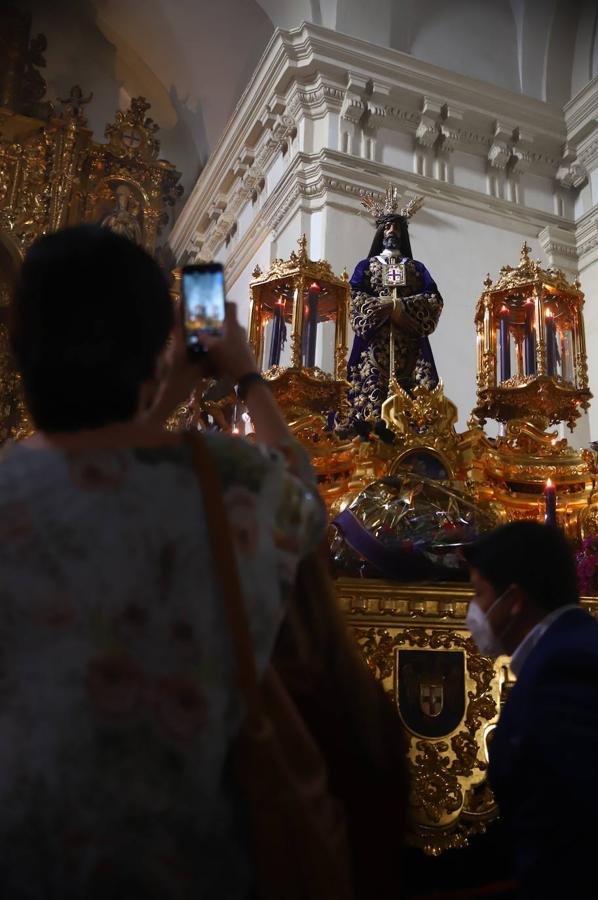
[466,587,513,657]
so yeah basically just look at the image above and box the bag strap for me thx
[185,433,263,724]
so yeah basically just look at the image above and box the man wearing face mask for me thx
[463,521,598,899]
[344,197,443,437]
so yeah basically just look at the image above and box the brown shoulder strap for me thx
[185,433,263,723]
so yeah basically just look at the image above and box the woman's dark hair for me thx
[462,521,579,612]
[10,225,174,432]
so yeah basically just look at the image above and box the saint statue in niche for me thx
[345,189,443,437]
[101,184,143,245]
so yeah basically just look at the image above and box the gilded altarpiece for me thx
[0,7,182,444]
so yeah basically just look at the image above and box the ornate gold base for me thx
[475,376,591,431]
[263,365,349,422]
[337,577,598,855]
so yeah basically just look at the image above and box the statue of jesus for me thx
[346,190,443,436]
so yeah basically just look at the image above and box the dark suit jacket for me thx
[489,606,598,899]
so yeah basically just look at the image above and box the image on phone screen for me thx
[182,265,225,352]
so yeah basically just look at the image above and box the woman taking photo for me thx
[0,226,326,899]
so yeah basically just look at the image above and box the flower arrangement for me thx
[576,536,598,595]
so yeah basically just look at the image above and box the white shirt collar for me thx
[509,604,579,677]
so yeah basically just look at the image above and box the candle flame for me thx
[309,282,321,292]
[232,426,239,434]
[551,438,556,446]
[500,305,509,314]
[546,477,553,488]
[275,296,285,306]
[545,308,554,318]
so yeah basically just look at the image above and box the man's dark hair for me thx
[462,521,579,612]
[368,214,413,259]
[10,225,174,432]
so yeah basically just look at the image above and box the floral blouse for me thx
[0,433,326,899]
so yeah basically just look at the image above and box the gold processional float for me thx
[1,9,598,856]
[243,234,598,855]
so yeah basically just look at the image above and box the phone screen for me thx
[181,264,225,353]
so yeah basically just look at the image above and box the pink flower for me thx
[152,675,207,744]
[87,652,146,718]
[576,551,598,594]
[68,453,127,491]
[223,486,259,556]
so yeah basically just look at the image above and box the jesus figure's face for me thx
[382,220,401,251]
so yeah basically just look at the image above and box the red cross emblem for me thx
[122,129,142,149]
[385,263,406,286]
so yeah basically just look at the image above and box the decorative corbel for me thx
[340,74,369,126]
[487,121,512,170]
[437,104,464,155]
[207,200,226,223]
[556,144,587,190]
[415,97,442,149]
[508,127,533,178]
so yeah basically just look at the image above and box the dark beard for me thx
[382,233,401,251]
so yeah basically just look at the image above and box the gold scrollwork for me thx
[349,587,500,856]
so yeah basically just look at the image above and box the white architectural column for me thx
[566,78,598,442]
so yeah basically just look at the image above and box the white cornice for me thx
[220,150,576,289]
[575,205,598,271]
[564,76,598,144]
[170,22,570,262]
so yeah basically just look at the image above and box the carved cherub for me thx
[57,85,93,124]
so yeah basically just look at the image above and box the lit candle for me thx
[544,477,557,527]
[545,309,556,376]
[499,305,511,382]
[524,299,536,376]
[268,296,286,368]
[304,282,320,368]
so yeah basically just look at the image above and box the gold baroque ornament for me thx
[262,366,349,421]
[0,325,31,444]
[341,581,598,853]
[248,235,350,392]
[0,15,183,446]
[340,580,503,855]
[474,242,591,430]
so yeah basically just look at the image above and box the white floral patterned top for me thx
[0,433,326,899]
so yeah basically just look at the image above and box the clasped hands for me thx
[380,296,414,330]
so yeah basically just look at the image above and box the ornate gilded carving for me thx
[344,580,501,854]
[262,365,349,422]
[247,235,351,411]
[474,242,591,430]
[0,324,30,444]
[0,8,53,120]
[0,18,184,445]
[343,579,598,854]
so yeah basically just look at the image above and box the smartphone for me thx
[181,263,225,356]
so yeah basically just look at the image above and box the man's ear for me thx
[509,584,526,617]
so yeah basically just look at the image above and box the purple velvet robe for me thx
[346,255,443,424]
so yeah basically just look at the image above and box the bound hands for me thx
[380,296,410,329]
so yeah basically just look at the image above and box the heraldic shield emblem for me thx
[397,649,466,739]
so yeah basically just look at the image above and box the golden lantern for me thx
[248,235,351,421]
[473,242,591,430]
